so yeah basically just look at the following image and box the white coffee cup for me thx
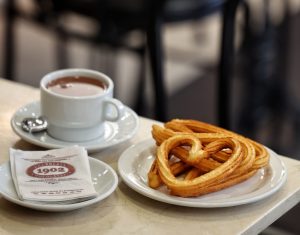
[40,68,125,142]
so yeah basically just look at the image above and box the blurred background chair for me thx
[236,0,300,157]
[2,0,242,128]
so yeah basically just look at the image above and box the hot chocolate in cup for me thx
[40,68,125,142]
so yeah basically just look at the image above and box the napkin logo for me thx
[26,162,75,178]
[42,154,56,159]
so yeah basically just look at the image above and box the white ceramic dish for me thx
[118,139,287,208]
[0,157,118,212]
[11,101,139,152]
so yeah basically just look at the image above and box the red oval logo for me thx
[26,162,75,178]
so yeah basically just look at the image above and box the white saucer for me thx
[11,101,139,152]
[118,139,287,208]
[0,157,118,212]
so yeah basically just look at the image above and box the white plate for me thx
[0,157,118,212]
[118,139,287,208]
[11,101,139,152]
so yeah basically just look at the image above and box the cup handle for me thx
[103,98,125,122]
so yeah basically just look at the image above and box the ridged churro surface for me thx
[148,119,270,197]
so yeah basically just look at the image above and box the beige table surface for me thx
[0,78,300,235]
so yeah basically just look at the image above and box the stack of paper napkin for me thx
[9,146,97,203]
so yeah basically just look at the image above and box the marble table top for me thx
[0,78,299,235]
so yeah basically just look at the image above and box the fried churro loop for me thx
[165,119,269,169]
[156,134,243,196]
[148,119,270,197]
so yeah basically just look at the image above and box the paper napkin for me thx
[9,146,97,203]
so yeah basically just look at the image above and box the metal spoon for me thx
[21,116,48,133]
